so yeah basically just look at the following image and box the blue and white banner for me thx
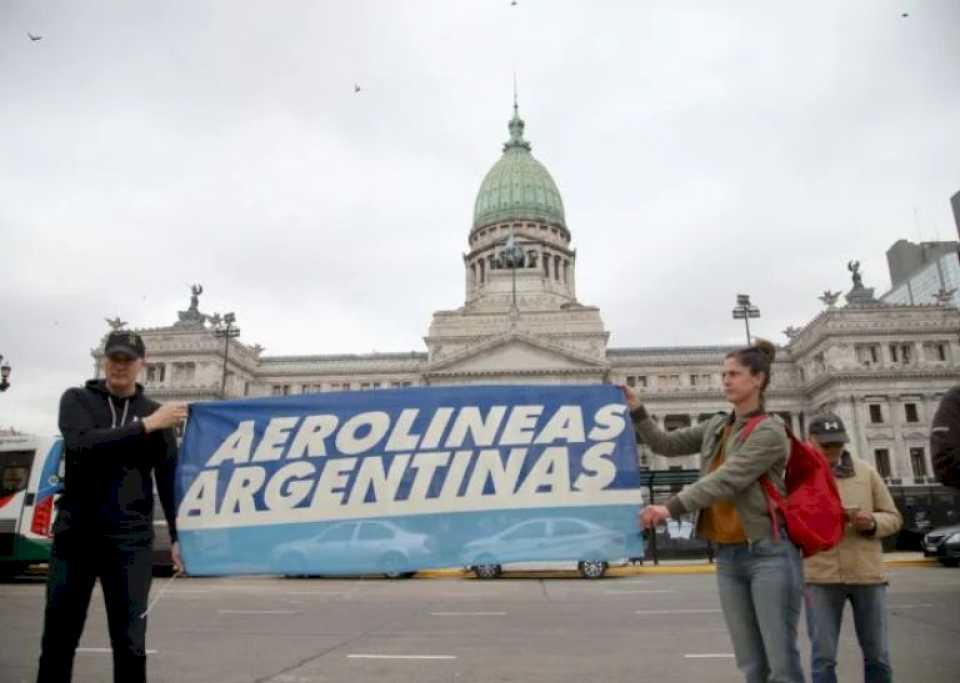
[176,385,645,576]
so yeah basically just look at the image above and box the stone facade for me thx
[91,108,960,489]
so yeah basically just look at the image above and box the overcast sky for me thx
[2,0,959,435]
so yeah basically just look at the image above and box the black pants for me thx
[37,531,153,683]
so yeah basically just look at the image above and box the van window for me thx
[0,450,33,498]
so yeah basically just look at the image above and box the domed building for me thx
[94,103,960,491]
[423,102,610,385]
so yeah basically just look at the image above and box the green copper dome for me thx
[473,105,566,230]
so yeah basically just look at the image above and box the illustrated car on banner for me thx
[272,520,433,578]
[461,516,634,579]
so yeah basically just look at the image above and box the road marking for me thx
[604,589,677,595]
[217,609,299,615]
[636,608,722,614]
[430,611,508,616]
[347,654,457,660]
[77,648,158,654]
[685,653,734,659]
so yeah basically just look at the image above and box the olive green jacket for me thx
[633,408,789,542]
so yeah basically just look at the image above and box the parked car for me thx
[923,523,960,567]
[462,517,636,579]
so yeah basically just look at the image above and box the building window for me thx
[909,447,927,478]
[925,342,949,362]
[636,376,647,388]
[272,384,290,396]
[171,362,195,383]
[626,376,636,387]
[373,382,381,389]
[868,404,883,424]
[856,344,881,365]
[360,382,371,390]
[402,381,412,387]
[890,343,912,364]
[689,374,697,386]
[874,449,891,478]
[657,375,680,388]
[904,403,919,423]
[146,363,166,383]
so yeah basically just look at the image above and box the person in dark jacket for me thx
[37,331,187,683]
[931,385,960,489]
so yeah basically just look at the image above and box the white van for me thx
[0,435,63,577]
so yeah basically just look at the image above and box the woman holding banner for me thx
[624,340,804,683]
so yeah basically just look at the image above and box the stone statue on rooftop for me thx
[189,284,203,311]
[847,261,863,288]
[175,283,207,327]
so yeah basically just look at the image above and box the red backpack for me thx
[740,415,845,558]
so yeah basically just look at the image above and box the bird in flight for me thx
[511,1,518,6]
[27,32,42,41]
[901,12,908,17]
[354,83,361,93]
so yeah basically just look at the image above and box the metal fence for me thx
[638,470,960,560]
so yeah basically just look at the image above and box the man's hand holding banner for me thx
[176,384,645,576]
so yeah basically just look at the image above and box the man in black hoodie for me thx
[37,331,187,683]
[931,385,960,489]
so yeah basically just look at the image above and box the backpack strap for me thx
[735,413,769,445]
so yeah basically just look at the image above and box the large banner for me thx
[176,384,645,576]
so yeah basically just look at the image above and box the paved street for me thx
[3,565,959,682]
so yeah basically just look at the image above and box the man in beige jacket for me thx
[803,414,903,683]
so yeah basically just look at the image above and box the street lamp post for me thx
[211,313,239,399]
[731,294,761,345]
[0,355,11,392]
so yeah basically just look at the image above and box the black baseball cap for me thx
[808,413,849,444]
[104,331,145,360]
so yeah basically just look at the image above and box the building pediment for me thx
[423,332,608,379]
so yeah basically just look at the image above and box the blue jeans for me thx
[715,535,805,683]
[804,583,892,683]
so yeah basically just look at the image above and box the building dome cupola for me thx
[472,102,566,234]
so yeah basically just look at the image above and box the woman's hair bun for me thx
[751,338,776,364]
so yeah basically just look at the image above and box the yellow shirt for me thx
[698,427,748,544]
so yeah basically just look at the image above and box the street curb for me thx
[414,556,937,578]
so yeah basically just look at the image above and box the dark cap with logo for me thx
[104,331,146,359]
[808,413,849,444]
